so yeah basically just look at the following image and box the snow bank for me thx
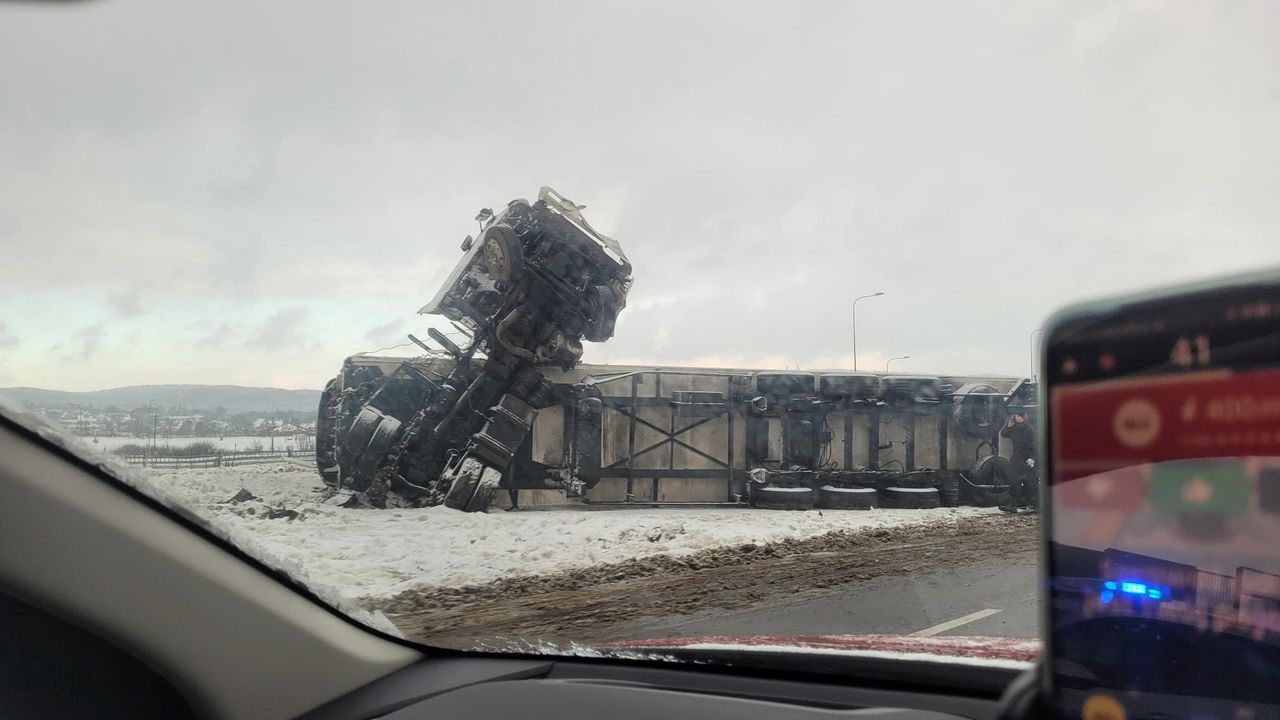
[651,642,1033,669]
[146,464,996,602]
[606,634,1039,668]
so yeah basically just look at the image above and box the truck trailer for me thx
[316,187,1035,512]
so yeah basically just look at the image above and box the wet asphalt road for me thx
[609,549,1040,641]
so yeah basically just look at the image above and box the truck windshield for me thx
[3,0,1278,675]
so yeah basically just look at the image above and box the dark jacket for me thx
[1001,420,1036,466]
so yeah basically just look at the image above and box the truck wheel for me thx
[353,414,402,489]
[442,458,484,510]
[341,407,399,492]
[442,458,503,512]
[818,486,877,510]
[464,466,503,513]
[480,225,524,284]
[749,486,816,510]
[966,455,1013,507]
[316,378,340,487]
[584,286,620,343]
[881,487,942,509]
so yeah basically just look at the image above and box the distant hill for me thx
[0,385,323,414]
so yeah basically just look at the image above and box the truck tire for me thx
[952,383,1002,439]
[881,487,942,509]
[749,486,816,511]
[465,467,503,513]
[316,378,340,487]
[584,285,621,343]
[818,486,877,510]
[480,224,524,284]
[966,455,1013,507]
[341,407,399,492]
[442,457,503,513]
[442,458,484,510]
[353,414,402,489]
[939,472,962,507]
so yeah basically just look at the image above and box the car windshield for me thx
[2,0,1277,677]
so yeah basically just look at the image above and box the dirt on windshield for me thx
[371,512,1038,646]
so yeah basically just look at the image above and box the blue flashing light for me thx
[1100,590,1115,604]
[1148,589,1163,600]
[1121,581,1147,595]
[1103,581,1117,590]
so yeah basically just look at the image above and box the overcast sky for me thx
[2,0,1279,391]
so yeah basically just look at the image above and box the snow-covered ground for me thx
[145,464,995,603]
[88,434,307,452]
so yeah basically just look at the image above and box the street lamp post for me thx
[886,355,910,372]
[1029,328,1044,382]
[852,292,885,371]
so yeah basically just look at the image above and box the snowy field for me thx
[144,464,995,603]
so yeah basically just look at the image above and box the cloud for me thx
[2,1,1280,390]
[196,322,238,348]
[107,291,145,318]
[244,307,315,353]
[0,322,18,351]
[361,318,407,346]
[55,323,105,363]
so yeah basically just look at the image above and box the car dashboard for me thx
[300,653,1021,720]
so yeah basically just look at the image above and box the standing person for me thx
[1000,409,1038,512]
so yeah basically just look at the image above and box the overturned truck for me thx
[317,187,1036,512]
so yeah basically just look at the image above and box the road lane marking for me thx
[909,608,1002,637]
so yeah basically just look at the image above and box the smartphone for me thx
[1042,270,1280,720]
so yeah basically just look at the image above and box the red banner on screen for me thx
[1052,367,1280,484]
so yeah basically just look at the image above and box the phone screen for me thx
[1045,277,1280,720]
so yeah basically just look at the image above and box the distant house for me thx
[252,418,284,432]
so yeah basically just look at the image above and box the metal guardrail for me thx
[118,450,312,469]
